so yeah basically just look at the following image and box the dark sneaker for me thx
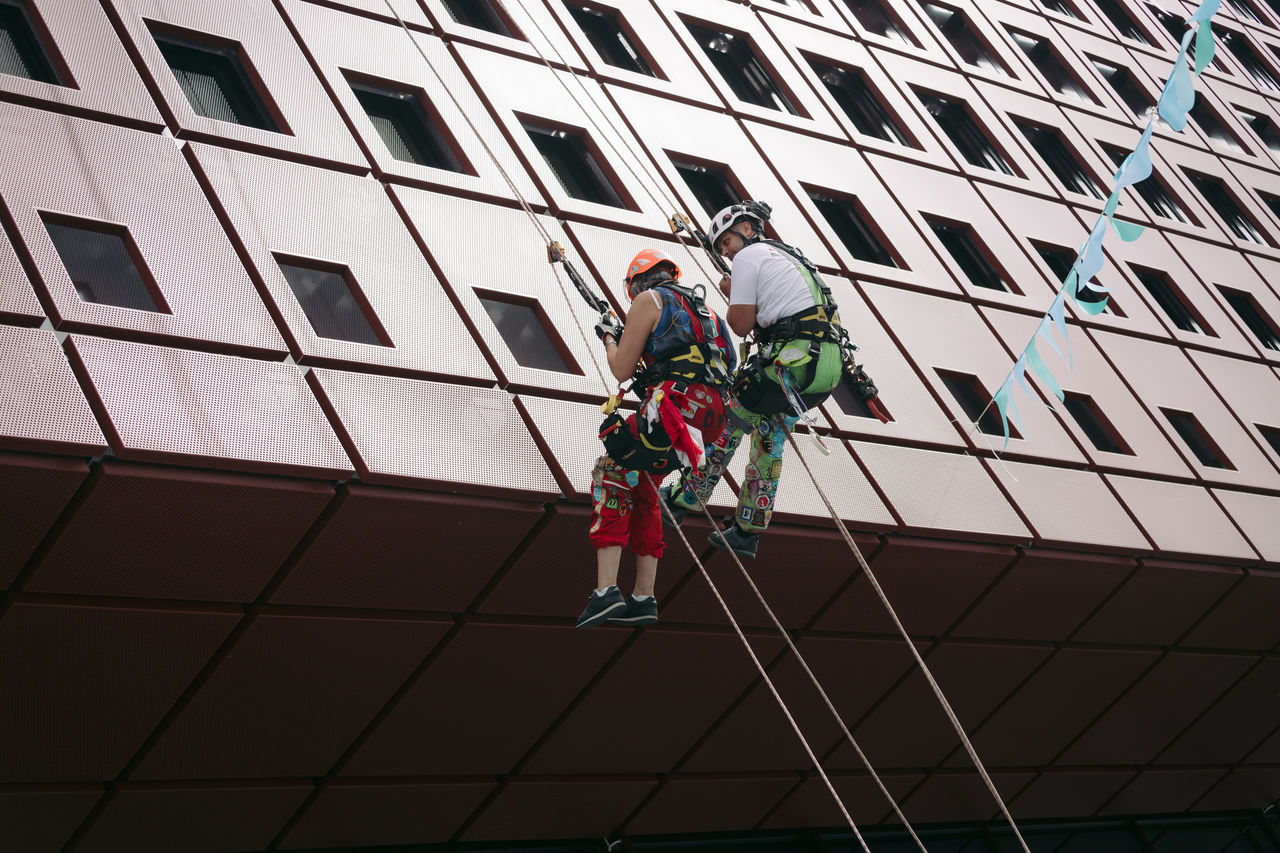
[607,594,659,626]
[576,586,626,628]
[658,485,688,530]
[709,523,759,559]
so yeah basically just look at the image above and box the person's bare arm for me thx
[606,294,660,382]
[726,304,756,337]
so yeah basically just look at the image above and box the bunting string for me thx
[991,0,1221,445]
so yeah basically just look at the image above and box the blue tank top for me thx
[642,287,735,371]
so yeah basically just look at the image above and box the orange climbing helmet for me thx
[623,248,681,300]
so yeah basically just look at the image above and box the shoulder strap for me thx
[757,239,833,308]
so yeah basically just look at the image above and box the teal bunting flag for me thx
[984,0,1218,448]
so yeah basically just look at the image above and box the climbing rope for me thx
[650,477,873,852]
[779,424,1032,853]
[682,487,928,852]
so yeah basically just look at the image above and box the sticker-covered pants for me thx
[587,456,669,557]
[669,404,797,533]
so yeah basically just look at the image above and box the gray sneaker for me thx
[607,594,659,626]
[658,485,688,530]
[576,586,626,628]
[709,523,759,559]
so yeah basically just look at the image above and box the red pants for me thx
[588,383,727,557]
[588,453,667,557]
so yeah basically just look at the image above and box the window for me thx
[685,21,800,115]
[1256,188,1280,226]
[1037,0,1078,17]
[440,0,520,38]
[42,215,167,313]
[1221,30,1280,91]
[1218,285,1280,350]
[1224,0,1264,23]
[1161,408,1234,469]
[345,75,469,173]
[806,188,898,268]
[830,374,892,420]
[475,290,578,373]
[1093,0,1151,43]
[1189,99,1247,152]
[1016,121,1104,199]
[916,91,1017,175]
[1235,106,1280,153]
[1063,391,1133,454]
[149,25,282,132]
[1129,264,1212,334]
[1257,423,1280,458]
[920,2,1010,75]
[808,58,912,146]
[276,258,390,346]
[936,369,1015,437]
[670,158,742,219]
[1186,171,1271,245]
[521,119,629,208]
[925,216,1013,292]
[0,0,60,84]
[842,0,919,46]
[1101,144,1192,224]
[1009,30,1092,102]
[566,4,657,78]
[1090,57,1151,115]
[1033,240,1117,313]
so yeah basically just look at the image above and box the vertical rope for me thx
[650,475,873,852]
[780,427,1031,853]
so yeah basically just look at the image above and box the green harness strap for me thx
[756,246,844,396]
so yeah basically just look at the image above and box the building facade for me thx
[1,0,1279,850]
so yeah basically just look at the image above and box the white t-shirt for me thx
[728,241,818,328]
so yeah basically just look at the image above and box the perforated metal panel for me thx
[0,0,163,128]
[0,227,43,319]
[984,460,1150,549]
[818,278,965,447]
[981,308,1197,478]
[421,0,586,73]
[69,335,353,477]
[0,326,105,454]
[1212,489,1280,563]
[310,368,557,496]
[606,84,842,269]
[1112,474,1259,561]
[282,0,543,204]
[0,104,287,354]
[188,145,494,381]
[866,283,1088,463]
[1099,330,1280,490]
[747,120,953,289]
[852,440,1031,538]
[105,0,367,169]
[771,435,896,527]
[392,189,613,396]
[453,43,671,230]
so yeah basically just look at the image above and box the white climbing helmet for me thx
[706,203,762,254]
